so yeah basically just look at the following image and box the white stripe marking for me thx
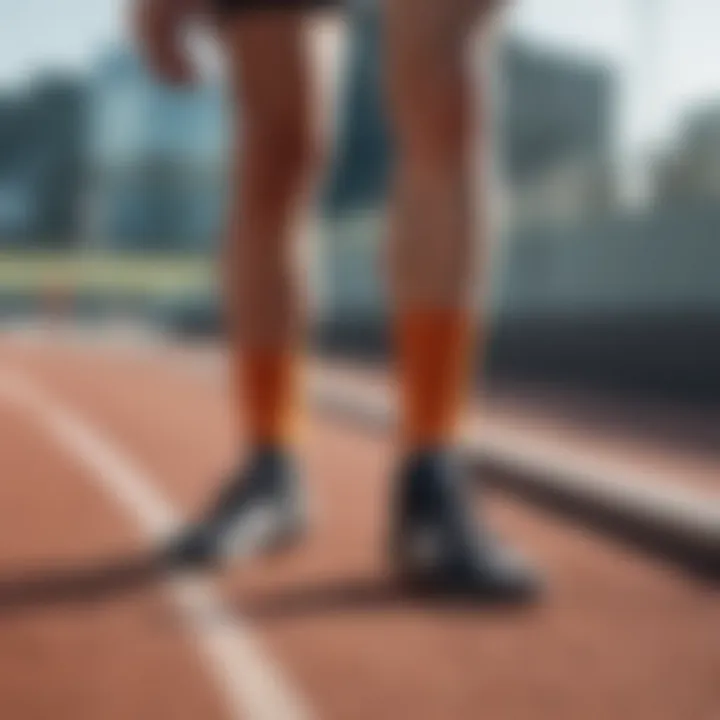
[0,366,312,720]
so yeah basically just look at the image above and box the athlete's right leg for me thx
[222,10,319,446]
[171,5,326,566]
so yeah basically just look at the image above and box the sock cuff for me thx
[236,348,304,448]
[395,307,477,450]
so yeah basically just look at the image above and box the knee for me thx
[391,65,474,172]
[242,117,322,191]
[404,98,471,173]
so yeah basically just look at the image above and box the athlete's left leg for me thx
[383,0,541,599]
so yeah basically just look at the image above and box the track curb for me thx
[312,380,720,581]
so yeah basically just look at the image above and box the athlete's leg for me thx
[221,12,319,448]
[383,0,540,598]
[170,6,338,566]
[385,0,494,446]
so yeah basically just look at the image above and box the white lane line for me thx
[0,366,312,720]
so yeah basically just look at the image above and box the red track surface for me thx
[0,337,717,720]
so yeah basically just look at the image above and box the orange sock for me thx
[234,348,301,449]
[395,308,475,450]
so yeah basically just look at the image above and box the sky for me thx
[1,0,719,150]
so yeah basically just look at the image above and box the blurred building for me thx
[0,95,34,241]
[509,155,616,230]
[88,48,228,251]
[498,41,617,230]
[323,2,391,216]
[0,74,87,246]
[499,42,613,185]
[654,102,720,206]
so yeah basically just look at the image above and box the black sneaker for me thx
[166,448,308,569]
[390,449,541,602]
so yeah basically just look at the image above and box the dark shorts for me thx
[213,0,339,15]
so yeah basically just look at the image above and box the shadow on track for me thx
[0,552,170,617]
[0,560,541,621]
[236,575,540,621]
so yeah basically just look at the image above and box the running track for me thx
[0,335,717,720]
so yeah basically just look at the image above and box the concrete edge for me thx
[312,384,720,582]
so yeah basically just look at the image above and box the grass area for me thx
[0,252,215,295]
